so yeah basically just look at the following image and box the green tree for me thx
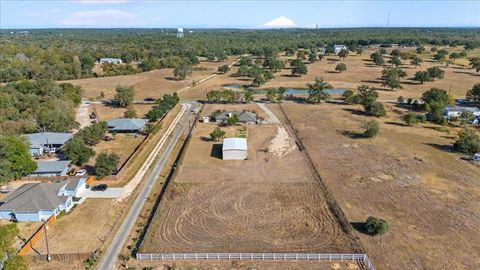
[433,49,449,61]
[426,66,445,81]
[266,89,277,102]
[37,99,77,132]
[290,59,308,77]
[397,96,405,104]
[307,77,332,103]
[466,83,480,103]
[72,55,82,79]
[338,49,349,60]
[94,152,119,179]
[217,64,230,74]
[173,61,193,80]
[62,136,95,166]
[0,135,37,183]
[390,49,401,57]
[381,68,406,91]
[410,55,423,67]
[403,112,418,125]
[413,70,432,84]
[124,107,137,118]
[416,46,426,54]
[115,85,135,107]
[4,255,28,270]
[244,89,254,103]
[362,120,380,138]
[277,87,286,103]
[342,90,356,104]
[453,128,480,154]
[449,52,460,63]
[365,216,389,235]
[389,56,402,67]
[356,85,379,105]
[469,57,480,73]
[78,122,109,145]
[226,114,239,126]
[308,52,317,63]
[421,87,448,122]
[210,127,225,142]
[0,222,19,254]
[335,63,347,73]
[364,101,386,117]
[252,73,266,87]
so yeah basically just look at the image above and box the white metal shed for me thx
[222,138,247,160]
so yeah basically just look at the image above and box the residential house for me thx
[334,45,348,54]
[444,106,480,119]
[176,28,184,38]
[29,160,71,177]
[319,47,327,55]
[106,118,148,133]
[214,111,257,124]
[222,138,248,160]
[99,58,123,64]
[25,132,73,157]
[0,178,87,221]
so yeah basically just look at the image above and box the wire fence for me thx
[136,253,375,270]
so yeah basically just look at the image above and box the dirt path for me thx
[75,101,91,129]
[257,102,282,124]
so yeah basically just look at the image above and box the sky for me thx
[1,0,479,29]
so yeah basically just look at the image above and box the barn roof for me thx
[107,118,148,131]
[25,132,73,148]
[222,138,247,151]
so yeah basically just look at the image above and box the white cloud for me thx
[60,9,137,27]
[262,16,296,28]
[74,0,131,4]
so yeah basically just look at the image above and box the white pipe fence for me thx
[136,253,375,270]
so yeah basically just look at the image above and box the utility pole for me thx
[44,221,51,262]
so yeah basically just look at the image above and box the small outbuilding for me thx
[29,160,71,177]
[334,45,348,54]
[222,138,247,160]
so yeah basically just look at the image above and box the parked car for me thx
[91,184,108,191]
[75,169,87,176]
[68,168,78,176]
[0,186,11,193]
[473,153,480,162]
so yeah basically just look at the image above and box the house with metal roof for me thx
[222,138,248,160]
[100,58,123,64]
[29,160,71,177]
[334,45,348,54]
[214,111,257,124]
[25,132,73,156]
[444,106,480,119]
[106,118,148,133]
[0,178,87,221]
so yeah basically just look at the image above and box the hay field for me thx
[140,115,359,254]
[278,102,480,270]
[182,48,480,101]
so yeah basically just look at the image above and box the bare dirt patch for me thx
[268,126,296,157]
[280,102,480,269]
[140,117,359,254]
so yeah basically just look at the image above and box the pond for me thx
[284,88,346,95]
[222,83,242,89]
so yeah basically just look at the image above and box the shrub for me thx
[397,96,405,104]
[453,128,480,154]
[364,101,386,116]
[335,63,347,72]
[365,216,389,235]
[94,152,120,179]
[210,127,225,142]
[124,107,137,118]
[402,112,418,125]
[62,137,95,166]
[3,255,28,270]
[362,120,379,138]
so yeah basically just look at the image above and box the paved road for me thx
[96,104,193,270]
[83,188,124,199]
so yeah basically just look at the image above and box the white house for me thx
[176,28,184,38]
[444,106,480,119]
[334,45,348,54]
[100,58,123,64]
[0,178,87,222]
[222,138,247,160]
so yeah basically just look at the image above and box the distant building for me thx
[25,132,73,157]
[30,160,71,177]
[176,28,184,38]
[214,111,257,124]
[100,58,123,64]
[334,45,348,54]
[319,47,327,55]
[472,116,480,126]
[0,178,87,221]
[107,118,148,133]
[444,106,480,119]
[222,138,248,160]
[473,153,480,162]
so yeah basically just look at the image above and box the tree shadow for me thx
[84,164,95,175]
[326,71,339,74]
[360,79,382,84]
[165,76,180,81]
[385,121,408,127]
[453,70,478,76]
[200,136,212,142]
[402,81,422,85]
[351,222,370,235]
[210,144,223,159]
[326,58,340,61]
[342,108,366,116]
[423,142,455,152]
[339,130,365,139]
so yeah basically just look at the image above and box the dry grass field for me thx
[140,113,360,254]
[92,103,153,121]
[27,199,122,255]
[64,58,235,101]
[182,48,480,101]
[277,102,480,270]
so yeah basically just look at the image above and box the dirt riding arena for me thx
[140,116,359,254]
[278,103,480,270]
